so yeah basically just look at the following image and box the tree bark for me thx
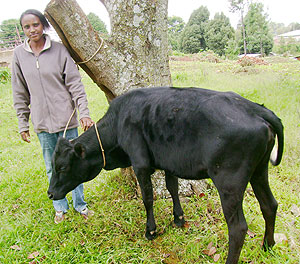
[241,9,247,55]
[45,0,206,198]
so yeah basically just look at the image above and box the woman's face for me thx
[21,14,44,43]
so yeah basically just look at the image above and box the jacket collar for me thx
[23,34,51,53]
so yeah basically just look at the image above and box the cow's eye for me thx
[56,166,66,173]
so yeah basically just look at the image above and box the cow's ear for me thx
[74,143,86,159]
[57,137,71,149]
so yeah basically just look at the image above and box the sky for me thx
[0,0,299,30]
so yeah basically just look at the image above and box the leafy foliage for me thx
[0,19,23,39]
[180,6,209,53]
[205,12,234,56]
[0,68,11,84]
[273,38,300,56]
[225,38,240,58]
[268,22,300,37]
[228,0,248,13]
[228,0,249,55]
[168,16,185,51]
[180,24,205,54]
[287,22,300,31]
[243,3,273,55]
[271,22,300,56]
[168,16,185,35]
[0,19,24,49]
[87,12,108,34]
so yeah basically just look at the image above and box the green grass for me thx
[0,57,300,263]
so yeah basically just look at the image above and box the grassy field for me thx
[0,57,299,263]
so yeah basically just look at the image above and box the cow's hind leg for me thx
[212,172,249,264]
[250,163,278,249]
[165,171,185,227]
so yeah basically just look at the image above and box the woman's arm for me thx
[11,51,31,136]
[62,46,94,131]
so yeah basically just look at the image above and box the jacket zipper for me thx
[35,54,54,131]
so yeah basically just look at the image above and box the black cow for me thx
[48,87,284,264]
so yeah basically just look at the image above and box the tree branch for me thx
[45,0,116,101]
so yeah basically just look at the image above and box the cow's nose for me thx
[48,192,54,200]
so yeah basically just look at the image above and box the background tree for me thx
[269,22,300,37]
[269,22,287,36]
[270,21,300,56]
[168,16,185,52]
[205,12,234,56]
[225,38,239,58]
[87,12,108,34]
[180,6,209,53]
[287,22,300,32]
[285,38,300,55]
[0,19,24,48]
[0,19,22,39]
[229,0,248,55]
[244,2,273,55]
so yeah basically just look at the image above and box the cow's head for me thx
[47,137,91,200]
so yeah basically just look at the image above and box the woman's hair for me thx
[20,9,50,30]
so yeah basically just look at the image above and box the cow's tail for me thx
[259,106,284,166]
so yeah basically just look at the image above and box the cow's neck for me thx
[73,113,117,168]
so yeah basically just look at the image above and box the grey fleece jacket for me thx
[12,35,90,134]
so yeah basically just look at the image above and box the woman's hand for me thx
[80,117,94,131]
[21,131,31,143]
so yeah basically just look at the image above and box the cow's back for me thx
[111,87,274,179]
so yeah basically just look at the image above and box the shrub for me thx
[0,67,11,84]
[237,56,268,67]
[196,50,221,63]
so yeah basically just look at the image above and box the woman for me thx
[12,9,94,224]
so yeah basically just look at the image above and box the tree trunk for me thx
[45,0,171,100]
[45,0,206,198]
[260,37,263,56]
[241,10,247,55]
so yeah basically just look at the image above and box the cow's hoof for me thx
[145,230,157,240]
[174,215,185,227]
[262,239,275,251]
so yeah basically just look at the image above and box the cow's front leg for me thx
[135,167,156,240]
[165,171,185,227]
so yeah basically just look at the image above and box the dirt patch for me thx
[170,51,221,63]
[0,49,14,68]
[170,56,196,62]
[237,56,269,66]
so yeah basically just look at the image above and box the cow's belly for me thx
[152,153,210,180]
